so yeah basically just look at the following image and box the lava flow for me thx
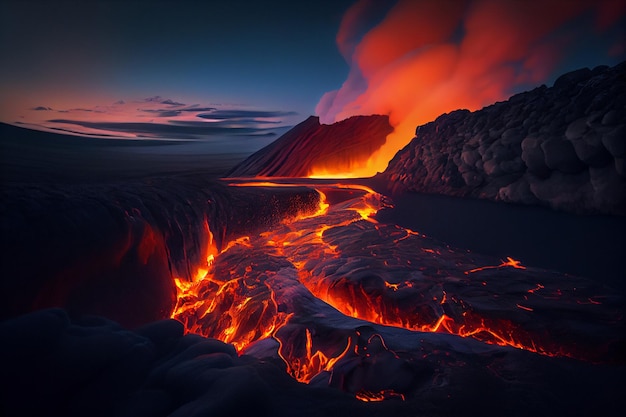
[172,179,623,401]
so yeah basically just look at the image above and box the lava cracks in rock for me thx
[173,243,292,352]
[172,182,625,403]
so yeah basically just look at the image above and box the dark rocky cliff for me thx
[226,115,393,177]
[380,62,626,215]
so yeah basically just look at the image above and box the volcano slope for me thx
[226,115,392,177]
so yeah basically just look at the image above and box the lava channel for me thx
[171,179,624,401]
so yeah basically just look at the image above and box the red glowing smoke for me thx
[315,0,626,177]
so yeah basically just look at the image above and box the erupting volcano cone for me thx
[226,115,393,178]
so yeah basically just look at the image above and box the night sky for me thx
[1,0,624,148]
[0,0,354,121]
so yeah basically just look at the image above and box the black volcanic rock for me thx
[381,62,626,215]
[226,115,393,177]
[0,177,320,327]
[1,294,624,417]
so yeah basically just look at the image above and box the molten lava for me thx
[172,235,289,352]
[356,390,406,402]
[277,327,352,384]
[172,179,621,401]
[465,256,527,274]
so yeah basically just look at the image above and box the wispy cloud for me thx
[143,96,185,106]
[46,119,280,139]
[198,110,299,120]
[15,96,299,140]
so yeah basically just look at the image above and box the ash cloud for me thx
[316,0,626,175]
[319,0,626,124]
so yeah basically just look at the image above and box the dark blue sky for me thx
[0,0,356,117]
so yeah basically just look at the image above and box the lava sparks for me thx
[172,179,623,401]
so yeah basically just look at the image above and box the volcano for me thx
[1,63,625,417]
[226,115,392,177]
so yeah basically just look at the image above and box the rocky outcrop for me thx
[226,115,392,177]
[381,62,626,215]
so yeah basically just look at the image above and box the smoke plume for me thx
[315,0,626,177]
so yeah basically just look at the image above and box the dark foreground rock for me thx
[380,62,626,215]
[1,306,624,417]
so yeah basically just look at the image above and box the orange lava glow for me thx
[171,179,611,398]
[311,0,625,177]
[258,189,561,357]
[171,230,288,352]
[277,327,352,383]
[356,389,406,402]
[465,256,527,274]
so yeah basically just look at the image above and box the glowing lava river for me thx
[171,179,624,403]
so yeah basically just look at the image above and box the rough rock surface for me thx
[226,115,393,177]
[0,309,348,417]
[0,178,319,326]
[1,298,623,417]
[381,62,626,215]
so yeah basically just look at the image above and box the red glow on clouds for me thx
[315,0,626,177]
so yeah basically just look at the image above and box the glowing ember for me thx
[465,256,527,274]
[356,389,406,402]
[277,327,352,383]
[172,235,289,352]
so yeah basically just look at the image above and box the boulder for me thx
[570,131,612,167]
[602,109,625,126]
[602,124,625,157]
[500,127,525,146]
[541,138,585,174]
[615,157,625,178]
[565,117,589,140]
[553,67,592,90]
[521,137,550,177]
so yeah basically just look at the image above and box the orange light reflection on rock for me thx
[171,233,287,352]
[277,327,352,384]
[356,389,406,402]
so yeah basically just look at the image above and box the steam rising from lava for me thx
[314,0,626,177]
